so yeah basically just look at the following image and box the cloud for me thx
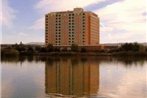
[31,0,104,31]
[35,0,104,13]
[96,0,147,43]
[29,17,44,30]
[84,0,124,11]
[1,0,16,27]
[32,0,147,43]
[18,32,27,36]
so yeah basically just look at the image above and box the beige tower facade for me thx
[45,8,99,46]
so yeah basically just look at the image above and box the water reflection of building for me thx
[45,58,99,97]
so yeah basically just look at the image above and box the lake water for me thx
[1,56,147,98]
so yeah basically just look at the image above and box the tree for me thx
[27,47,34,54]
[35,46,41,52]
[71,44,79,52]
[139,45,146,52]
[47,44,54,52]
[1,48,19,56]
[120,43,140,52]
[15,41,26,53]
[81,47,86,52]
[40,47,47,52]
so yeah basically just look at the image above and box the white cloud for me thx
[29,17,44,30]
[32,0,147,43]
[96,0,147,43]
[31,0,104,31]
[1,0,16,27]
[18,32,27,36]
[35,0,104,13]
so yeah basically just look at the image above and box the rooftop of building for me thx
[46,8,98,17]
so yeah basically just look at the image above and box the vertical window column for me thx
[82,13,85,45]
[68,13,75,45]
[55,14,61,46]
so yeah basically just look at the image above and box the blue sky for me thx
[1,0,147,44]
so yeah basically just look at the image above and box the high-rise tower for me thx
[45,8,99,46]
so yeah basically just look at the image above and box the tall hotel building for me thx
[45,8,99,46]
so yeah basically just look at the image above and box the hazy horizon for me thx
[1,0,147,44]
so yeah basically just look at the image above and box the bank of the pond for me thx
[34,51,147,56]
[2,50,147,57]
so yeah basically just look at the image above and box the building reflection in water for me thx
[45,58,99,97]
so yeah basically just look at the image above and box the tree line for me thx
[1,42,147,56]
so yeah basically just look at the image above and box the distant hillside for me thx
[101,42,147,46]
[141,42,147,46]
[26,42,45,46]
[15,42,147,46]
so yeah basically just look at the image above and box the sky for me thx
[1,0,147,44]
